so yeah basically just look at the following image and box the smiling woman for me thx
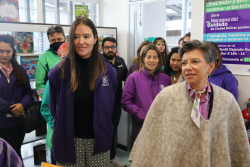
[163,47,183,84]
[48,17,117,166]
[128,40,250,167]
[121,43,172,150]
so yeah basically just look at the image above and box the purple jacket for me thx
[121,67,172,123]
[127,63,139,78]
[209,65,238,101]
[0,138,24,167]
[48,59,117,164]
[0,66,32,128]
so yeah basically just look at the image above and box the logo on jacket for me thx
[102,75,109,86]
[160,85,164,90]
[118,64,123,67]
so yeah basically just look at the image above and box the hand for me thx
[10,103,24,117]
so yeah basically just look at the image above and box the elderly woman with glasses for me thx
[128,40,250,167]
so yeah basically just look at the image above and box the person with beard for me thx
[35,25,66,98]
[102,37,128,167]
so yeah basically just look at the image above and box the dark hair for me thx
[163,47,180,76]
[60,17,105,91]
[153,37,170,64]
[47,25,65,39]
[0,35,27,86]
[133,41,151,68]
[178,37,184,45]
[179,40,217,73]
[139,43,163,75]
[210,42,222,70]
[184,32,191,38]
[102,37,117,48]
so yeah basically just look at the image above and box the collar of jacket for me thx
[102,54,120,66]
[63,56,113,83]
[49,48,58,55]
[142,67,159,81]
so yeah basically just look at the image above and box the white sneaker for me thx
[110,156,127,167]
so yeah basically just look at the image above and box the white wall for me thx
[99,0,129,147]
[99,0,129,63]
[191,0,250,110]
[142,1,166,40]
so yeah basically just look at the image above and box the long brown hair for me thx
[0,35,27,86]
[139,43,163,75]
[153,37,170,64]
[133,41,151,68]
[60,17,106,91]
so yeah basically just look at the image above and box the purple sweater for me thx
[209,65,238,101]
[0,66,33,128]
[121,67,172,123]
[0,138,24,167]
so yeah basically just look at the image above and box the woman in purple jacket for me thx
[121,43,172,148]
[0,35,32,159]
[127,41,151,78]
[48,17,117,166]
[209,42,238,101]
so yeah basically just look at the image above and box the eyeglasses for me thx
[104,45,117,50]
[181,60,206,67]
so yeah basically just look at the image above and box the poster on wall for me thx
[15,32,34,54]
[20,56,38,80]
[75,5,89,19]
[0,0,19,22]
[203,0,250,75]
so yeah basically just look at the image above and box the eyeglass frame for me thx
[180,60,207,67]
[103,45,117,50]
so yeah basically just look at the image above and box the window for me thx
[1,0,99,25]
[30,0,38,23]
[59,0,71,25]
[45,0,58,24]
[72,1,99,26]
[166,0,192,48]
[19,0,28,22]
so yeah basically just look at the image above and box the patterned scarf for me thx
[0,63,13,80]
[191,84,208,128]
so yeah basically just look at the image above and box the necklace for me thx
[172,72,181,83]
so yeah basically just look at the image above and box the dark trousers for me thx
[0,124,25,160]
[130,116,143,150]
[110,106,122,160]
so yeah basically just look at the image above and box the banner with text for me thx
[203,0,250,70]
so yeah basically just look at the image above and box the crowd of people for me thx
[0,17,249,167]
